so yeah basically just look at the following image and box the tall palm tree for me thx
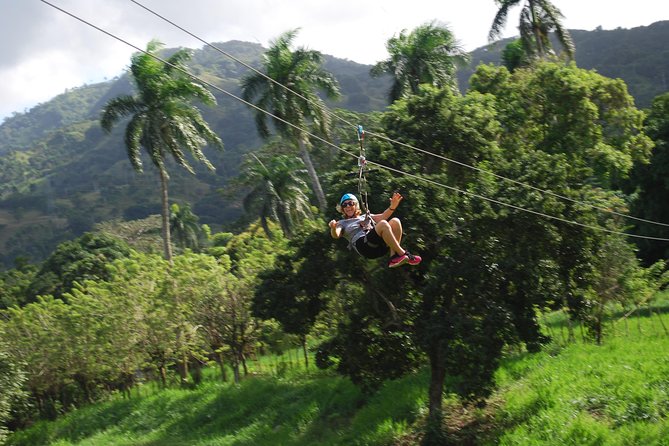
[236,153,312,239]
[489,0,574,61]
[101,40,223,263]
[371,21,469,103]
[241,29,340,213]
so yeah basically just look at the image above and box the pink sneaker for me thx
[406,252,422,266]
[388,253,409,268]
[388,252,422,268]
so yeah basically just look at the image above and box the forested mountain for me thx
[458,20,669,108]
[1,21,668,269]
[0,41,390,268]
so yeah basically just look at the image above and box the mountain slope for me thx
[458,20,669,109]
[0,41,391,268]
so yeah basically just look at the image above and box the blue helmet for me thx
[339,193,358,205]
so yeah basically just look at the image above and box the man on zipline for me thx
[329,192,422,268]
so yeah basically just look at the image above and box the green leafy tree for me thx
[169,203,202,251]
[489,0,575,61]
[303,62,653,442]
[106,254,175,387]
[190,255,233,381]
[470,62,652,187]
[241,29,340,212]
[27,232,132,301]
[0,342,27,444]
[101,40,223,263]
[371,21,469,102]
[582,234,655,344]
[235,153,312,238]
[0,259,37,309]
[628,92,669,263]
[254,228,334,368]
[196,224,288,382]
[501,39,531,71]
[2,296,71,419]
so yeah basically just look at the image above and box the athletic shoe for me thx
[406,252,422,266]
[388,253,409,268]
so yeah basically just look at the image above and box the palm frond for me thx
[100,96,143,132]
[124,114,146,172]
[489,0,517,41]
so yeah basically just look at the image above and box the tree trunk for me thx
[75,374,93,404]
[232,359,241,384]
[301,334,309,369]
[651,305,669,336]
[192,360,203,385]
[159,365,167,388]
[426,350,447,443]
[298,137,327,212]
[217,350,228,382]
[178,353,189,387]
[529,4,546,59]
[241,352,249,376]
[566,311,575,342]
[159,168,173,264]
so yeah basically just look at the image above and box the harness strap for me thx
[357,124,375,230]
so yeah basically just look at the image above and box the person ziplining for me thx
[328,125,421,268]
[328,192,422,268]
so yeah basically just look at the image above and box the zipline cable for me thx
[37,0,357,157]
[128,0,359,130]
[39,0,669,243]
[127,0,669,230]
[364,159,669,242]
[365,129,669,228]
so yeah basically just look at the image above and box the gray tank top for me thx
[337,216,367,246]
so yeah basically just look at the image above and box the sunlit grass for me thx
[490,298,669,446]
[8,306,669,445]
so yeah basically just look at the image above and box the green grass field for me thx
[8,306,669,445]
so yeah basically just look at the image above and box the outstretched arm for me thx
[329,219,342,238]
[372,192,403,223]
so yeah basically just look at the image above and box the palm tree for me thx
[169,203,202,251]
[241,29,340,213]
[371,21,469,103]
[236,153,312,239]
[489,0,574,61]
[101,40,223,263]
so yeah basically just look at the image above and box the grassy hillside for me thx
[8,301,669,446]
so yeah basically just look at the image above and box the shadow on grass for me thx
[10,370,430,446]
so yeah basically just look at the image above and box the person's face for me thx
[341,200,357,217]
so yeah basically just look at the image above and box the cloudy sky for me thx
[1,0,668,121]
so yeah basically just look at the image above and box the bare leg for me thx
[375,220,405,257]
[389,218,402,247]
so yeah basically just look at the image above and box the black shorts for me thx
[354,228,389,259]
